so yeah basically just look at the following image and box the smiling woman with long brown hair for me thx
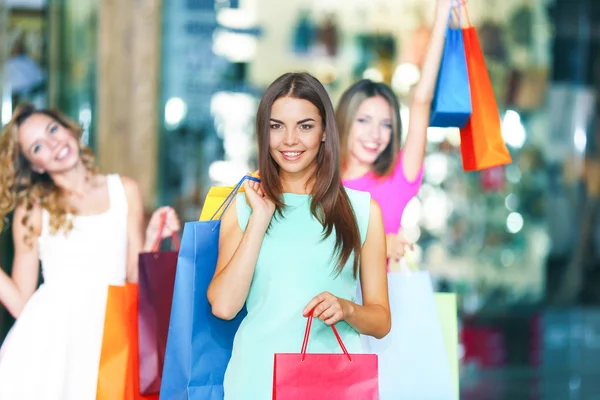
[207,72,391,399]
[338,0,454,263]
[0,104,180,399]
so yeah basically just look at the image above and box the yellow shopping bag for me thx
[199,186,241,221]
[199,174,259,221]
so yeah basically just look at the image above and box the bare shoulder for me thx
[119,175,141,194]
[369,197,382,222]
[119,175,142,202]
[364,197,384,243]
[90,173,108,187]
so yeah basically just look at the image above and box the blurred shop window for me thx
[2,3,48,122]
[4,34,45,101]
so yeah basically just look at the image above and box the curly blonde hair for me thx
[0,103,98,244]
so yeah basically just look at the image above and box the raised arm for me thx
[402,0,454,181]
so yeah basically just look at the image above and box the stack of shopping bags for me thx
[95,213,179,400]
[160,176,257,399]
[430,0,512,171]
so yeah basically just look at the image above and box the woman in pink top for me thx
[338,3,458,398]
[338,0,450,264]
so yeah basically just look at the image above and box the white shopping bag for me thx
[357,253,455,400]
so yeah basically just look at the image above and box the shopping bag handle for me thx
[399,246,420,276]
[457,0,472,28]
[447,0,471,29]
[301,309,352,362]
[151,211,181,253]
[209,175,261,221]
[448,0,461,29]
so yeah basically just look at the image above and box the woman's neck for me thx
[279,166,316,194]
[49,161,92,197]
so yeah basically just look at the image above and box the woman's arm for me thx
[0,205,42,318]
[305,199,391,339]
[208,180,275,320]
[402,0,453,181]
[122,176,145,283]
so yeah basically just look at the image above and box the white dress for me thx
[0,174,129,400]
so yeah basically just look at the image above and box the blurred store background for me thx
[1,0,600,398]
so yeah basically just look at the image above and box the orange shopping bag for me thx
[96,283,158,400]
[459,5,512,171]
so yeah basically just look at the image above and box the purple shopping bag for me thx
[138,213,180,395]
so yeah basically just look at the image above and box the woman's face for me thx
[347,95,393,167]
[269,96,324,178]
[17,113,81,175]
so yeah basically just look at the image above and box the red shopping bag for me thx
[273,312,379,400]
[459,4,512,171]
[138,213,180,394]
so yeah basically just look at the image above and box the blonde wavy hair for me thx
[0,103,97,244]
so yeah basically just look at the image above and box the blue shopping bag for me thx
[430,6,472,128]
[160,175,259,400]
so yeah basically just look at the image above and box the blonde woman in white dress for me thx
[0,103,180,399]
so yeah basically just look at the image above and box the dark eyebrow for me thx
[270,118,316,125]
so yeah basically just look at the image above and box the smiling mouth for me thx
[361,142,381,153]
[280,151,305,161]
[55,145,71,161]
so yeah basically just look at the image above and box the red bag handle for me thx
[301,309,352,362]
[151,211,180,253]
[459,0,472,28]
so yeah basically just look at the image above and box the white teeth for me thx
[56,147,69,160]
[363,143,378,150]
[283,152,301,157]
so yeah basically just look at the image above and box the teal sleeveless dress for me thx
[223,188,371,399]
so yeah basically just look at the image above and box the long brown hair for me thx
[256,72,362,277]
[0,103,97,243]
[336,79,402,177]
